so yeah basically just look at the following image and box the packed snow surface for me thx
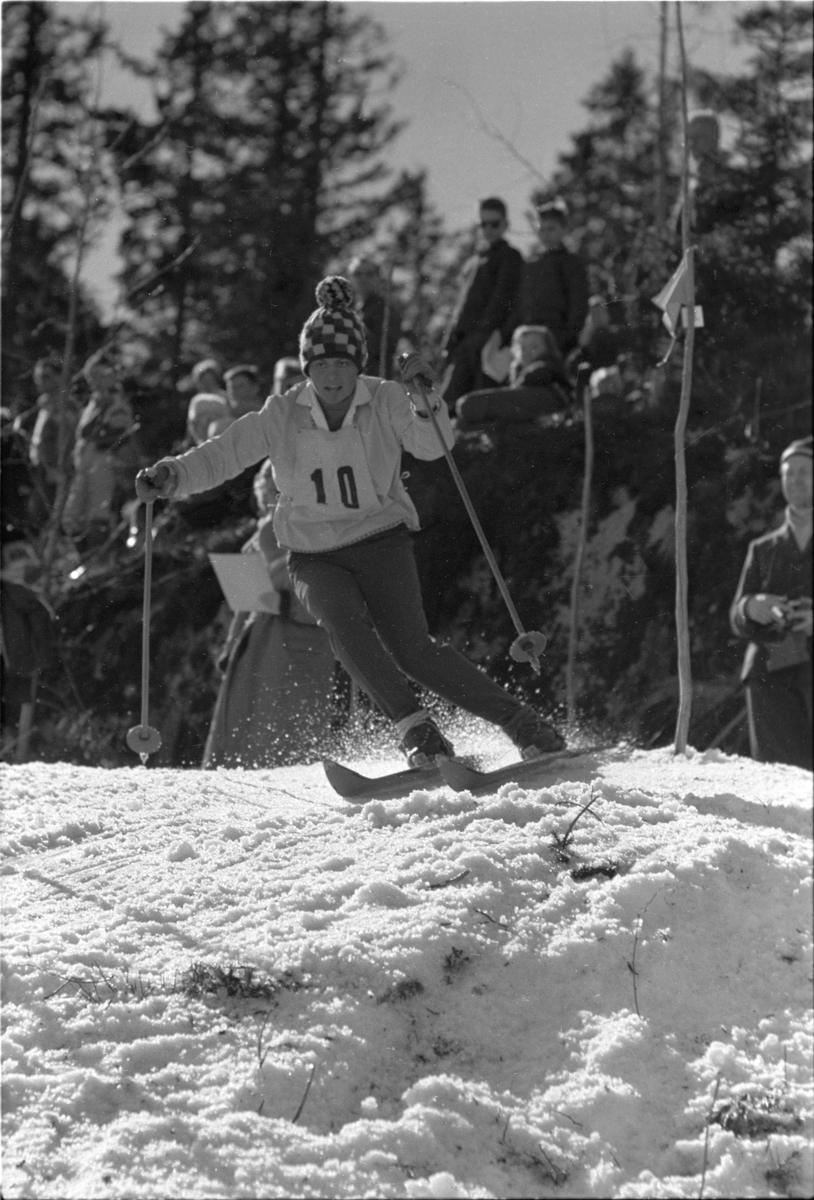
[1,731,812,1199]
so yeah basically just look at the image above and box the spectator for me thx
[730,436,812,769]
[348,256,404,378]
[455,324,572,432]
[516,199,589,357]
[568,295,623,378]
[62,350,140,551]
[203,461,338,768]
[175,365,266,529]
[186,359,228,445]
[273,357,306,395]
[207,364,264,437]
[1,539,56,762]
[2,408,39,539]
[28,357,78,505]
[137,275,566,767]
[441,197,523,410]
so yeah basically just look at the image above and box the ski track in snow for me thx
[1,743,812,1199]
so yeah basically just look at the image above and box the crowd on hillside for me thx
[2,197,810,772]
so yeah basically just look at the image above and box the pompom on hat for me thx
[299,276,368,375]
[780,436,812,466]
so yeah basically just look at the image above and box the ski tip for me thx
[322,758,371,798]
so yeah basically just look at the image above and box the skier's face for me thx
[309,358,358,408]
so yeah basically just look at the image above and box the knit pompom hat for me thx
[299,276,368,375]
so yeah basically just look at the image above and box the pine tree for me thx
[688,0,812,427]
[2,1,111,404]
[535,50,680,312]
[110,0,405,385]
[529,7,811,431]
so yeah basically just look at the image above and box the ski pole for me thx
[409,369,548,674]
[126,500,163,763]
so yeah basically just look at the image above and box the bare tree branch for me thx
[445,80,547,186]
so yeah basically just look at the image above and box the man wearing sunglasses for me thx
[441,197,522,411]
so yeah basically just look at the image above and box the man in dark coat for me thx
[441,197,523,410]
[730,436,812,768]
[517,199,590,358]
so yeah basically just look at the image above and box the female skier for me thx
[136,277,565,767]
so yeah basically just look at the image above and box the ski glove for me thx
[135,462,179,501]
[398,352,442,418]
[398,351,434,389]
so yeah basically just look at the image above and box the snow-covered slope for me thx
[1,740,812,1199]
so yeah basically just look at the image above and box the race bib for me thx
[290,426,383,517]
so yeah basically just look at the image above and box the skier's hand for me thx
[135,462,179,502]
[398,352,434,390]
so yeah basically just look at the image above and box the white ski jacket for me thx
[161,376,454,553]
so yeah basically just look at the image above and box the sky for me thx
[2,739,812,1197]
[54,0,753,316]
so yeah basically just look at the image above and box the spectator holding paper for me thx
[203,460,337,768]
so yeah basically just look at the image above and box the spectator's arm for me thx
[729,541,787,642]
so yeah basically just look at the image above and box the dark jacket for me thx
[730,516,812,681]
[518,246,590,354]
[446,239,523,349]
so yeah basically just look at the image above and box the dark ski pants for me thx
[746,663,812,770]
[288,525,523,727]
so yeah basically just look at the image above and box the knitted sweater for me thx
[162,376,454,553]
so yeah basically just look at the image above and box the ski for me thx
[322,758,445,801]
[438,744,613,794]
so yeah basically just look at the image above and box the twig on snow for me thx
[256,1008,275,1068]
[628,918,643,1017]
[627,889,664,1018]
[429,869,470,890]
[550,785,601,859]
[471,908,512,932]
[699,1072,723,1199]
[292,1062,317,1124]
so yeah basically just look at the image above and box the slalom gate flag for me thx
[652,253,691,335]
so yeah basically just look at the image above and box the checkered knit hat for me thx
[299,276,367,375]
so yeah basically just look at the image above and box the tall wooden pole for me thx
[656,1,669,236]
[565,368,594,730]
[673,1,696,754]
